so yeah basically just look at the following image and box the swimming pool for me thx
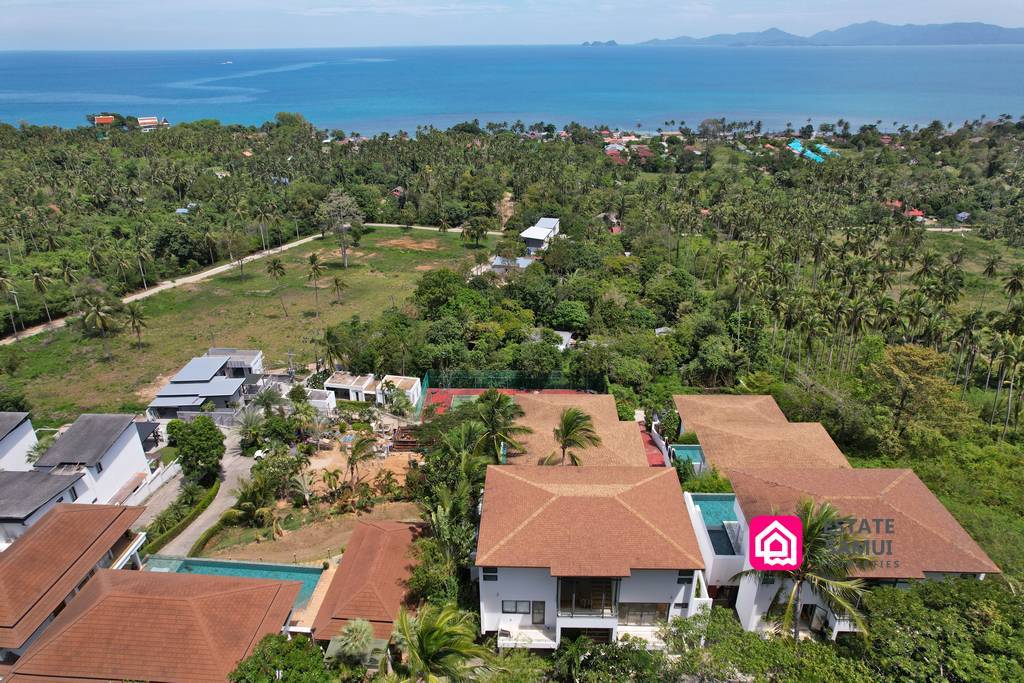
[145,556,323,608]
[670,444,706,465]
[691,493,739,555]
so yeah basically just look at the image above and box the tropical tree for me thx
[732,499,873,640]
[330,618,375,664]
[265,257,288,317]
[307,251,325,317]
[331,275,348,304]
[346,434,376,485]
[31,270,53,324]
[391,603,490,682]
[82,295,117,360]
[289,467,317,507]
[541,407,602,466]
[123,301,147,348]
[316,189,364,268]
[473,388,531,462]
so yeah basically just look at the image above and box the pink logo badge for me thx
[749,515,803,571]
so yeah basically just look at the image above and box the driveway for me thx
[160,430,252,556]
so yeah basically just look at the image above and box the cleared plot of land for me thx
[4,227,492,426]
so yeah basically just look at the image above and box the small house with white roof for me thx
[520,217,560,254]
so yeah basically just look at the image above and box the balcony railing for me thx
[557,578,619,618]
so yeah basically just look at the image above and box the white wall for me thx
[479,567,557,634]
[0,419,37,472]
[619,570,691,619]
[79,425,150,504]
[0,485,79,543]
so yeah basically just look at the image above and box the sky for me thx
[1,0,1023,50]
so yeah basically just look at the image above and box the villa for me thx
[474,466,710,650]
[0,505,145,663]
[324,371,422,411]
[32,414,152,507]
[0,471,84,545]
[148,348,264,420]
[4,570,300,682]
[520,217,560,254]
[0,413,36,472]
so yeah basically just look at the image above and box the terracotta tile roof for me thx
[8,569,300,683]
[311,521,424,641]
[511,393,649,467]
[674,394,788,431]
[0,504,143,650]
[476,466,703,576]
[729,468,1000,579]
[692,421,851,471]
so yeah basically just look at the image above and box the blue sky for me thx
[1,0,1022,49]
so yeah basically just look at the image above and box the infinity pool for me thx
[146,556,323,608]
[670,444,706,465]
[691,493,739,555]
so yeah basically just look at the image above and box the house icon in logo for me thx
[749,515,803,571]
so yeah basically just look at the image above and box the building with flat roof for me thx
[148,349,264,419]
[520,217,560,254]
[0,505,145,662]
[475,466,709,650]
[6,569,299,682]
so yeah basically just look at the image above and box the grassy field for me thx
[4,227,493,426]
[920,231,1024,313]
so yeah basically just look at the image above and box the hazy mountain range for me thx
[637,21,1024,47]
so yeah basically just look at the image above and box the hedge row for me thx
[140,480,221,557]
[188,515,228,557]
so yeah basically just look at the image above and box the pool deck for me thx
[291,558,338,629]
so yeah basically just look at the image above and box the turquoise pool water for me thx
[145,556,323,608]
[670,444,705,465]
[692,493,738,527]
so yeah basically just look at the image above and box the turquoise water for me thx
[671,444,705,465]
[146,556,322,608]
[1,46,1023,131]
[692,493,738,528]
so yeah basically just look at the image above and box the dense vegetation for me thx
[7,113,1024,679]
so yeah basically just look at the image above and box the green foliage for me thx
[680,467,733,493]
[551,634,669,683]
[174,416,226,484]
[480,648,551,683]
[141,480,219,556]
[228,634,331,683]
[287,384,309,403]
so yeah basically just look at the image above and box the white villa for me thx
[0,470,83,545]
[324,371,422,411]
[474,466,711,649]
[520,217,560,254]
[0,412,37,472]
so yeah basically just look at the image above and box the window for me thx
[482,567,498,582]
[501,600,530,614]
[95,461,103,474]
[760,574,776,585]
[677,570,694,585]
[68,486,78,502]
[618,603,668,626]
[557,578,618,617]
[532,601,545,625]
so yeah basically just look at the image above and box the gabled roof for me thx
[312,521,423,641]
[171,355,228,383]
[0,504,143,650]
[692,421,851,471]
[0,412,29,442]
[511,393,649,467]
[0,471,82,521]
[33,414,135,468]
[674,394,788,431]
[8,570,299,683]
[729,468,1000,579]
[476,466,703,576]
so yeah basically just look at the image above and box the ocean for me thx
[1,45,1022,132]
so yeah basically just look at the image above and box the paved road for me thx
[1,222,500,346]
[160,430,252,556]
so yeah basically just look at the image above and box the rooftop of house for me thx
[325,371,377,389]
[0,504,143,650]
[171,355,229,383]
[206,347,262,362]
[729,468,1000,579]
[674,394,788,431]
[382,375,420,391]
[509,393,648,467]
[312,521,424,641]
[476,466,703,576]
[154,376,246,400]
[7,569,300,683]
[33,414,137,469]
[491,255,536,269]
[0,412,29,442]
[692,421,851,472]
[0,471,83,521]
[520,217,560,240]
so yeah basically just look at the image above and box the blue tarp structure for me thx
[787,139,804,153]
[816,144,840,157]
[803,150,825,163]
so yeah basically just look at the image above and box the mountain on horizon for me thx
[640,21,1024,47]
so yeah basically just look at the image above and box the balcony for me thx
[557,578,619,618]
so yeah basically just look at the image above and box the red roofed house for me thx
[904,208,925,218]
[312,521,423,642]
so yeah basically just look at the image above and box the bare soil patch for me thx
[414,264,438,271]
[380,237,440,251]
[136,373,172,402]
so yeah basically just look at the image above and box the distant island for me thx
[640,21,1024,47]
[581,40,618,47]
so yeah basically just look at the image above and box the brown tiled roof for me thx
[729,468,1000,579]
[476,466,703,576]
[510,393,649,467]
[674,394,787,431]
[693,421,851,471]
[311,521,423,641]
[8,569,300,683]
[0,504,143,650]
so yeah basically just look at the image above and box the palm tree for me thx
[237,408,264,448]
[346,435,376,485]
[331,275,348,304]
[732,499,873,640]
[321,467,344,501]
[253,386,282,417]
[541,407,602,466]
[123,301,146,348]
[0,269,21,334]
[31,270,53,324]
[82,295,116,360]
[331,619,375,664]
[265,257,288,317]
[289,467,317,507]
[391,604,490,682]
[981,253,1002,308]
[473,388,531,462]
[1004,264,1024,310]
[307,251,325,317]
